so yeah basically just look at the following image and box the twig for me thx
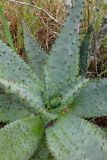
[8,0,61,25]
[98,68,107,77]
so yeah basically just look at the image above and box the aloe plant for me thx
[0,0,107,160]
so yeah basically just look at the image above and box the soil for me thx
[0,122,6,129]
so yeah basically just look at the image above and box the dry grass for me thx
[0,0,67,54]
[0,0,100,52]
[0,0,106,77]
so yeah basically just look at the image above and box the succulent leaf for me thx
[0,94,29,122]
[30,139,49,160]
[79,25,92,75]
[0,114,44,160]
[0,79,57,121]
[46,112,107,160]
[0,40,40,87]
[0,1,107,159]
[23,22,48,80]
[60,77,88,109]
[72,78,107,118]
[50,77,88,114]
[44,0,85,97]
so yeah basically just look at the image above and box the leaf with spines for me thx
[46,112,107,160]
[0,114,44,160]
[0,94,29,122]
[50,77,88,114]
[72,78,107,118]
[0,40,40,87]
[30,139,49,160]
[79,25,92,75]
[0,79,57,121]
[44,0,85,97]
[0,1,106,159]
[23,22,48,80]
[0,40,48,118]
[59,77,88,109]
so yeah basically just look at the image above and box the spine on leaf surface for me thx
[44,0,85,99]
[23,21,48,80]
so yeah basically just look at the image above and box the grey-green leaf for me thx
[0,79,57,121]
[44,0,85,97]
[0,40,40,87]
[50,77,88,114]
[72,78,107,118]
[59,77,88,109]
[30,139,49,160]
[0,114,44,160]
[0,94,29,122]
[46,112,107,160]
[23,22,48,80]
